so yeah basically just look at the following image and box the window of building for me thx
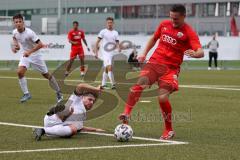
[199,3,215,17]
[139,5,156,18]
[231,2,239,16]
[47,8,57,15]
[123,6,139,19]
[0,10,6,16]
[157,5,172,17]
[186,3,196,16]
[219,2,227,17]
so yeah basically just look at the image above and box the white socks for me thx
[49,76,61,93]
[102,71,108,86]
[44,125,72,137]
[108,71,115,85]
[19,77,29,94]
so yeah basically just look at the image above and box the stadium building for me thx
[0,0,239,35]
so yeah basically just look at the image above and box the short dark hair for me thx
[106,17,114,21]
[13,14,24,21]
[82,92,98,99]
[170,4,186,15]
[73,21,79,25]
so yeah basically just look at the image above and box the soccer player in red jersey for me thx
[119,4,204,140]
[65,21,90,77]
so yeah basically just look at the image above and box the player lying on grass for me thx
[33,83,105,141]
[119,4,204,140]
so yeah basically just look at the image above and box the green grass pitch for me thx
[0,63,240,160]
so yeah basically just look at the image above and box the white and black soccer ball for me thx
[114,124,133,142]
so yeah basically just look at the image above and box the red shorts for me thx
[140,63,179,93]
[70,47,84,60]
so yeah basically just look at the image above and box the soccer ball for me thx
[114,124,133,142]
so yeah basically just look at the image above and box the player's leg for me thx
[44,124,77,137]
[119,64,158,123]
[79,56,85,76]
[42,73,63,103]
[30,54,63,103]
[104,56,115,89]
[65,59,75,77]
[106,65,116,89]
[214,53,219,69]
[157,70,178,140]
[33,114,77,141]
[158,89,175,139]
[65,50,77,76]
[79,49,85,76]
[34,124,77,141]
[101,67,108,88]
[17,57,31,102]
[208,52,213,70]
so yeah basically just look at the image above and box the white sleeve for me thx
[12,29,17,39]
[30,29,40,42]
[98,29,104,39]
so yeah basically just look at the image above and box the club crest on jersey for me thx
[163,27,167,31]
[177,32,184,38]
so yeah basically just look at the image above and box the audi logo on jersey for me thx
[162,34,177,45]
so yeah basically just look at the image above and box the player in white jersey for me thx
[94,17,120,89]
[33,83,104,141]
[11,14,63,103]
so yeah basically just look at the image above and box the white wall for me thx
[1,35,240,60]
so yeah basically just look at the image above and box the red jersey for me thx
[150,20,201,69]
[68,29,85,49]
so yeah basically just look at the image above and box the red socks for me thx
[159,100,173,131]
[124,84,143,115]
[80,66,84,72]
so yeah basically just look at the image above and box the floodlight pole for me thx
[57,0,61,35]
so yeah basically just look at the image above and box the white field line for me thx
[140,100,152,103]
[0,122,188,145]
[0,143,176,154]
[0,76,240,91]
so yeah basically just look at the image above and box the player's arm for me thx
[11,37,20,53]
[184,28,204,59]
[116,40,121,53]
[138,35,157,62]
[94,37,101,58]
[184,48,204,58]
[75,83,102,96]
[80,126,105,132]
[57,107,74,122]
[69,40,78,45]
[23,40,43,57]
[82,38,90,51]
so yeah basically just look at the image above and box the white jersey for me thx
[208,40,219,53]
[44,94,87,130]
[62,94,86,130]
[98,28,119,55]
[12,27,40,55]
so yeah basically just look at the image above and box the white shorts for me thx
[44,114,63,127]
[18,53,48,74]
[103,55,113,67]
[101,50,114,67]
[44,114,83,130]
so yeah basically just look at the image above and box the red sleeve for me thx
[153,23,162,41]
[81,31,85,39]
[187,27,202,51]
[68,31,72,41]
